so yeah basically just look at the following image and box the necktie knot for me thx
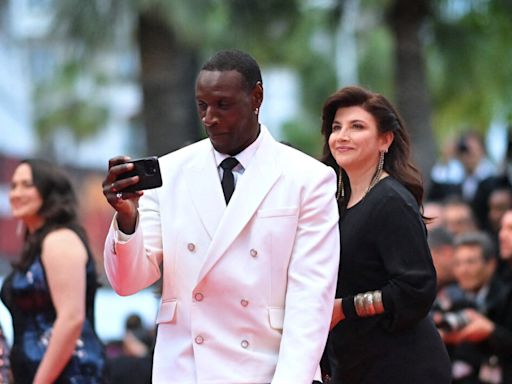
[220,157,239,204]
[220,157,239,171]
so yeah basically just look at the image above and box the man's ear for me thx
[252,81,263,110]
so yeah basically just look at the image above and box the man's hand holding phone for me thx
[115,156,162,192]
[102,156,162,234]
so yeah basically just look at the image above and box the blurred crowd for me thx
[426,129,512,383]
[105,313,154,384]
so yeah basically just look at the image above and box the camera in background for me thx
[431,286,475,333]
[436,310,470,332]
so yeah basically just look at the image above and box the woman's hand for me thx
[330,298,345,330]
[438,309,495,344]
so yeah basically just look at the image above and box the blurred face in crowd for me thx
[431,244,455,287]
[488,189,512,232]
[9,163,44,231]
[457,134,485,174]
[424,201,445,231]
[453,244,495,293]
[444,203,476,236]
[499,210,512,262]
[196,69,261,156]
[328,106,392,173]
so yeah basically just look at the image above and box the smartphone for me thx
[116,156,162,192]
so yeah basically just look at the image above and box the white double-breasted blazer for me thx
[104,126,340,383]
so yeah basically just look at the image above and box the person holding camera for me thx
[429,225,470,361]
[102,49,340,383]
[437,231,512,383]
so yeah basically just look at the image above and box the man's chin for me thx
[211,143,232,156]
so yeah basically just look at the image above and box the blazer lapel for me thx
[184,141,225,240]
[197,127,281,283]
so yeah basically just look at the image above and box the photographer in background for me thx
[437,231,512,384]
[429,226,471,362]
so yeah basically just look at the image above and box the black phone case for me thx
[117,157,162,192]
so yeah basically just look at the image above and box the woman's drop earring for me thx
[378,150,385,174]
[336,167,345,201]
[16,220,25,236]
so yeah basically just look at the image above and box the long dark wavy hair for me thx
[321,86,424,211]
[14,159,89,271]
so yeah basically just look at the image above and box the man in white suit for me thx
[102,49,339,384]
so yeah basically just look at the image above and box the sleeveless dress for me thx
[0,248,106,383]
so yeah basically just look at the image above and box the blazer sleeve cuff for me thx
[112,213,140,243]
[342,295,358,319]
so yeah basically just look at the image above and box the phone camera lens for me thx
[144,161,156,175]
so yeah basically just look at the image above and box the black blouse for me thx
[327,177,451,384]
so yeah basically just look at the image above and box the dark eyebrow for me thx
[332,119,367,125]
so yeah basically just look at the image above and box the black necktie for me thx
[220,157,239,204]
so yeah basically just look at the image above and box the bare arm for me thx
[330,298,345,330]
[33,229,88,384]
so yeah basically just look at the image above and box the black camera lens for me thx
[144,161,156,175]
[437,311,470,332]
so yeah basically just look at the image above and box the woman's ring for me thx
[116,192,122,200]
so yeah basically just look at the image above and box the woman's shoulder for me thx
[377,177,417,203]
[365,179,427,237]
[41,227,88,259]
[369,177,420,215]
[42,226,82,243]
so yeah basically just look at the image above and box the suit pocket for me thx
[256,207,298,218]
[268,307,285,330]
[156,299,177,324]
